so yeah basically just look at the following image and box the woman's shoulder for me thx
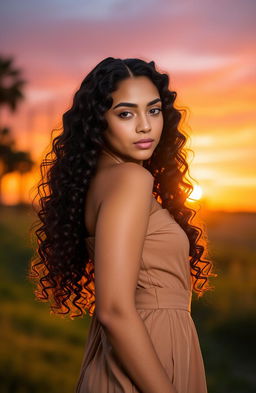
[109,161,154,183]
[102,162,154,201]
[100,162,154,213]
[85,162,154,237]
[86,162,153,206]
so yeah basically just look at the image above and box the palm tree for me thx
[0,127,15,204]
[0,55,26,114]
[0,127,34,205]
[0,55,34,205]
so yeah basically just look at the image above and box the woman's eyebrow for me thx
[112,97,162,110]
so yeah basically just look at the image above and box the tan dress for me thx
[75,196,208,393]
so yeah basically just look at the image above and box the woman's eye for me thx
[150,108,162,115]
[118,111,132,119]
[118,108,162,119]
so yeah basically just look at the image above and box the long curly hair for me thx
[28,57,216,319]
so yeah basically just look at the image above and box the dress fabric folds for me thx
[75,196,208,393]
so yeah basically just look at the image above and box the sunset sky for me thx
[1,0,255,211]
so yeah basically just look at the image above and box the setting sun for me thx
[188,184,203,202]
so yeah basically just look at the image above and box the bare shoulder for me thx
[85,163,153,237]
[110,161,154,183]
[102,162,154,204]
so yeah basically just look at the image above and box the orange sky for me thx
[1,0,255,212]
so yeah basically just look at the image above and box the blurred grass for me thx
[191,209,256,393]
[0,205,256,392]
[0,205,91,393]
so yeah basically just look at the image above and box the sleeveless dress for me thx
[75,196,208,393]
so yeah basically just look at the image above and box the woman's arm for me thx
[94,162,177,393]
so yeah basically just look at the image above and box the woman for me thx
[29,57,216,393]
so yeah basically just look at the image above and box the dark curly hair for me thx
[28,57,217,319]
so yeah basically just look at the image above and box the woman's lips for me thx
[134,141,153,149]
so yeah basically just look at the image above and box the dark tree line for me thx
[0,55,34,205]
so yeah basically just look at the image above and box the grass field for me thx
[0,205,255,393]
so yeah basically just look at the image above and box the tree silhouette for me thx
[0,55,34,205]
[0,56,26,112]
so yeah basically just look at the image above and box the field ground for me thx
[0,205,255,393]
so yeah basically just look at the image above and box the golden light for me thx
[2,172,20,205]
[188,184,203,202]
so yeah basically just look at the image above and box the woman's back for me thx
[84,159,154,238]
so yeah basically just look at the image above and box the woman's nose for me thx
[136,113,151,132]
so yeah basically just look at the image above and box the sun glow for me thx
[188,184,203,202]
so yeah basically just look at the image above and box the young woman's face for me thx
[103,76,163,164]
